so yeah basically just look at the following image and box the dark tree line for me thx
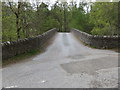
[2,1,119,42]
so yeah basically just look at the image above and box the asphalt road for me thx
[2,33,118,88]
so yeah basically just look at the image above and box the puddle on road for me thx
[61,56,118,75]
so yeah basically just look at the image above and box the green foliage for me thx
[68,2,94,33]
[50,2,64,31]
[90,2,118,35]
[2,3,17,42]
[2,2,61,42]
[2,2,119,42]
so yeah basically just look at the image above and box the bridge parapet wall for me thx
[2,28,57,60]
[71,28,119,49]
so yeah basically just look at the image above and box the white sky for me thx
[1,0,119,8]
[1,0,96,10]
[2,0,120,3]
[2,0,116,3]
[2,0,119,3]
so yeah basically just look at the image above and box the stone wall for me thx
[71,28,119,49]
[2,28,57,60]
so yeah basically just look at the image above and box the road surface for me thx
[2,33,118,88]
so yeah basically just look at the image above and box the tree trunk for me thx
[16,15,20,39]
[8,1,22,40]
[64,4,67,32]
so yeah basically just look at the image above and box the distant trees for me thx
[118,2,120,34]
[2,1,61,42]
[68,2,119,35]
[2,2,35,41]
[35,2,50,34]
[68,2,94,33]
[2,1,119,42]
[2,2,17,42]
[90,2,119,35]
[8,2,22,39]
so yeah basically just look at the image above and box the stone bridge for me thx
[2,28,119,88]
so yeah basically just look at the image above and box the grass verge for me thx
[72,34,120,53]
[2,34,56,67]
[2,49,41,67]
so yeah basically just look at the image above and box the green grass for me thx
[73,34,120,53]
[2,35,56,67]
[109,48,120,53]
[2,49,41,67]
[81,40,120,53]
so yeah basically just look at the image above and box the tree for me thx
[2,2,17,42]
[68,2,94,33]
[90,2,118,35]
[51,1,64,31]
[2,1,119,42]
[8,1,23,39]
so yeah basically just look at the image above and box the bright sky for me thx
[2,0,96,10]
[2,0,118,4]
[33,0,96,4]
[2,0,96,3]
[2,0,117,11]
[32,0,96,9]
[2,0,120,3]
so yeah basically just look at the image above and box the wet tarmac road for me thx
[2,33,118,88]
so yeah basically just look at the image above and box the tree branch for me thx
[8,1,18,16]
